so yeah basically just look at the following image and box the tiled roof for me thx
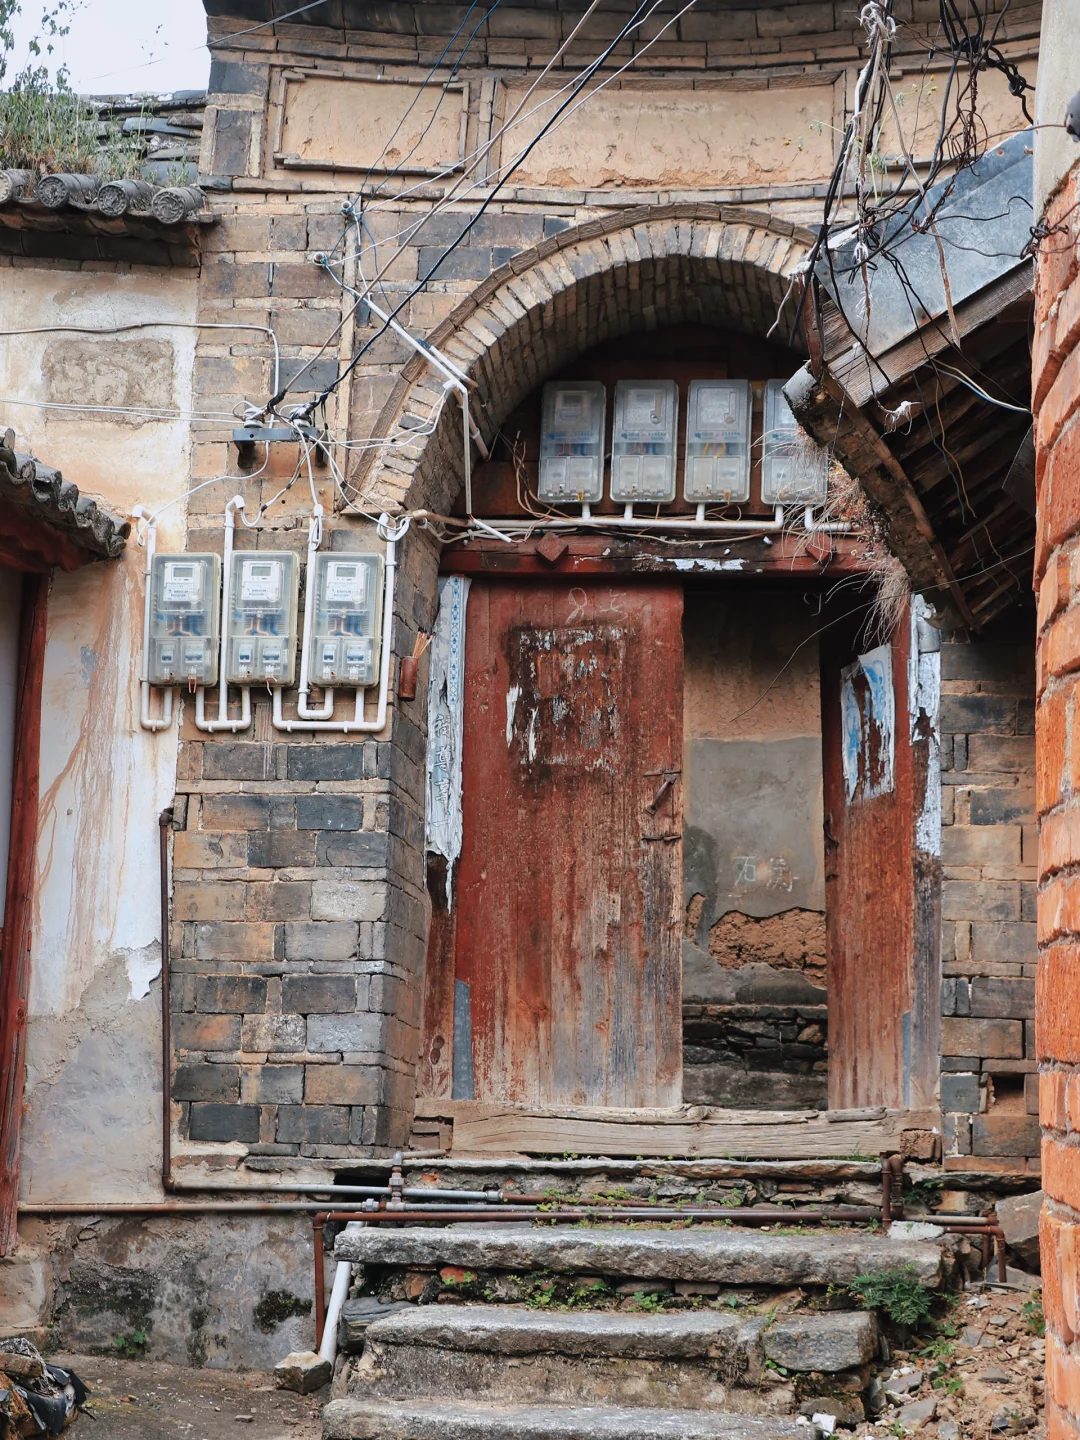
[0,431,130,559]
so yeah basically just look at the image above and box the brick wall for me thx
[938,619,1040,1171]
[1034,163,1080,1440]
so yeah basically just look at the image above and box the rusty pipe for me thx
[19,1202,326,1214]
[159,807,174,1194]
[314,1214,327,1348]
[881,1158,892,1226]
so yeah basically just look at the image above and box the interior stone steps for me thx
[333,1223,945,1289]
[322,1398,818,1440]
[339,1302,877,1415]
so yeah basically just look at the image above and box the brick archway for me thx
[354,203,815,516]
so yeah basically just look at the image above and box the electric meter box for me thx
[684,379,752,503]
[225,551,300,687]
[310,552,384,688]
[538,382,606,503]
[148,552,221,686]
[610,379,678,503]
[761,378,829,505]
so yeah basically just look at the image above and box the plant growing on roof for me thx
[0,2,145,180]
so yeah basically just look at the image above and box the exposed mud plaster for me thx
[707,909,827,981]
[42,338,175,427]
[0,267,196,514]
[1,262,193,1225]
[16,1215,315,1369]
[20,951,161,1203]
[501,80,840,189]
[32,562,177,1018]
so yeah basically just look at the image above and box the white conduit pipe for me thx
[450,508,851,537]
[295,504,335,721]
[133,506,174,733]
[462,507,791,535]
[318,1259,352,1367]
[803,505,853,534]
[272,515,410,734]
[195,496,252,733]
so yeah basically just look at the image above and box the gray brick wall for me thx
[938,618,1040,1173]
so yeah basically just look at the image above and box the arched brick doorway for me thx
[353,207,906,1135]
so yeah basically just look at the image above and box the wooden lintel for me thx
[442,533,869,580]
[413,1098,940,1160]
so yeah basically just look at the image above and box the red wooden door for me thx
[450,580,683,1108]
[821,615,915,1110]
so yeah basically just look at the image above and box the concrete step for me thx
[323,1398,816,1440]
[340,1303,877,1415]
[334,1224,944,1289]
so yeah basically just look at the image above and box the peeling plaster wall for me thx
[682,592,827,1109]
[0,262,205,1336]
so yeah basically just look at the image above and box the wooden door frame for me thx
[0,570,48,1254]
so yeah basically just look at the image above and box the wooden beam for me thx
[827,265,1034,408]
[819,373,980,630]
[413,1098,939,1159]
[0,575,47,1254]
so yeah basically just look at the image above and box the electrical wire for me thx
[279,0,694,419]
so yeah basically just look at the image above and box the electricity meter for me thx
[761,378,829,504]
[684,379,752,503]
[538,382,606,503]
[225,551,300,686]
[148,552,220,686]
[310,552,384,688]
[610,379,678,503]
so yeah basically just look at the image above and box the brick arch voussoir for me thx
[354,204,814,516]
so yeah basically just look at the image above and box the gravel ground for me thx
[49,1353,323,1440]
[852,1281,1045,1440]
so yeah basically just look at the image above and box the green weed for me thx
[849,1264,934,1328]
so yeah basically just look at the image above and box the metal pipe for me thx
[20,1202,328,1214]
[159,806,174,1194]
[166,1179,505,1203]
[314,1214,327,1347]
[881,1158,892,1226]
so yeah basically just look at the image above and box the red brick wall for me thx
[1035,169,1080,1440]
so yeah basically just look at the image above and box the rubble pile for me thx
[840,1285,1045,1440]
[0,1340,89,1438]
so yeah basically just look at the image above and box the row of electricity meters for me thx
[147,550,383,689]
[539,377,827,506]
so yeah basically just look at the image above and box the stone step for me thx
[362,1302,876,1370]
[340,1303,877,1415]
[334,1224,944,1289]
[323,1398,816,1440]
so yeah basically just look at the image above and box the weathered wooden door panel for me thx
[452,581,683,1108]
[821,614,914,1110]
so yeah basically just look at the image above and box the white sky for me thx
[7,0,211,95]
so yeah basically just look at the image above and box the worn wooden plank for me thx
[0,575,46,1254]
[412,1099,933,1159]
[827,265,1033,407]
[418,856,457,1099]
[452,580,683,1108]
[820,609,916,1112]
